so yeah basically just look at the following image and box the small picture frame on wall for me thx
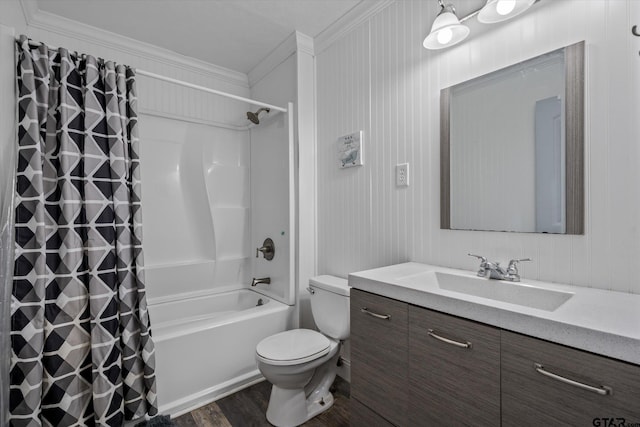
[337,131,363,168]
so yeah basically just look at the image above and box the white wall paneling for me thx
[317,0,640,294]
[295,32,319,330]
[0,23,16,427]
[318,20,372,279]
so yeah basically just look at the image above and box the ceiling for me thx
[36,0,366,74]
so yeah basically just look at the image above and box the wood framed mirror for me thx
[440,41,584,234]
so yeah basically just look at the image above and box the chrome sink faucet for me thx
[468,254,531,282]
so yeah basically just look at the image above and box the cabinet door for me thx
[502,331,640,426]
[408,306,501,426]
[350,289,408,426]
[351,398,396,427]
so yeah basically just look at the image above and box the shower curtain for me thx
[10,36,157,426]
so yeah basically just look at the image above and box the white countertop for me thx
[348,262,640,365]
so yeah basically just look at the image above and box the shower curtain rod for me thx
[135,70,288,113]
[20,38,287,113]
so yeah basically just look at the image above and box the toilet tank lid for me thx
[309,275,350,296]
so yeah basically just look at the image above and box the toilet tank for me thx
[309,275,350,340]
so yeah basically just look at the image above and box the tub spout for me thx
[252,277,271,286]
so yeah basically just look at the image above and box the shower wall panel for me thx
[139,115,251,301]
[249,55,296,306]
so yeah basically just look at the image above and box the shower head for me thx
[246,107,270,125]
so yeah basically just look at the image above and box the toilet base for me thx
[265,351,340,427]
[266,386,334,427]
[306,391,334,420]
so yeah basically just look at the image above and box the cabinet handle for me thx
[533,363,613,396]
[360,307,391,320]
[427,329,472,349]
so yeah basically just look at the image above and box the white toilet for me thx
[255,275,350,427]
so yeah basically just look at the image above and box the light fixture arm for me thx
[437,1,458,18]
[459,8,481,24]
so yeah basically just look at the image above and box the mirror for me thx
[440,41,584,234]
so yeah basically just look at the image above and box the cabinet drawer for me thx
[350,289,407,426]
[408,306,501,426]
[502,331,640,426]
[351,398,396,427]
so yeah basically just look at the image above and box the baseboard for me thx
[336,357,351,383]
[159,370,266,418]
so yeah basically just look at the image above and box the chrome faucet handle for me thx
[507,258,532,273]
[505,258,531,281]
[468,253,489,277]
[468,253,487,263]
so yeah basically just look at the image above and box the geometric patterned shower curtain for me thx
[10,35,157,426]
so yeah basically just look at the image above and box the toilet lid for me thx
[256,329,330,365]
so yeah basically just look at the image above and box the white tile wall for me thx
[317,0,640,294]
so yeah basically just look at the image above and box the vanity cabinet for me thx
[408,306,501,426]
[350,289,408,427]
[502,331,640,425]
[350,289,640,426]
[350,396,396,427]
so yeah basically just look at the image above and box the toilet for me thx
[255,275,350,427]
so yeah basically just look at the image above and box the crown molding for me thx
[296,32,314,57]
[248,31,297,87]
[248,0,395,87]
[18,0,249,88]
[19,0,39,24]
[247,30,315,88]
[315,0,394,55]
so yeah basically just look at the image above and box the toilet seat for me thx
[256,329,331,366]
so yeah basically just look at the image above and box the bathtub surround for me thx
[137,83,295,412]
[11,37,156,425]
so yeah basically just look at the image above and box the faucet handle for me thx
[469,253,490,277]
[507,258,532,273]
[468,253,487,263]
[256,238,275,260]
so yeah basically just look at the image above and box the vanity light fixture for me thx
[423,0,470,50]
[423,0,539,50]
[477,0,536,24]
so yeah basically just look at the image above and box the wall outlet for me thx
[396,163,409,187]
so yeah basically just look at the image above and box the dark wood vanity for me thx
[350,289,640,426]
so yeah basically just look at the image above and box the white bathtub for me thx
[150,289,293,416]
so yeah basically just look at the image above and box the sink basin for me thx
[401,271,574,311]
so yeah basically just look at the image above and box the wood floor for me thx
[173,377,350,427]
